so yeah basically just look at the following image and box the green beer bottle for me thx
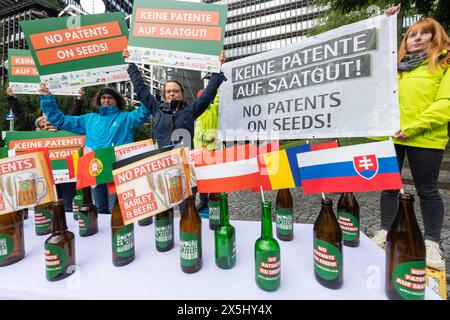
[385,193,426,300]
[337,192,360,247]
[155,208,174,252]
[72,189,83,221]
[255,201,281,291]
[313,197,343,289]
[275,188,294,241]
[111,198,135,267]
[179,195,202,273]
[45,199,76,281]
[138,215,153,226]
[78,187,98,237]
[214,193,236,269]
[34,201,54,236]
[208,193,220,230]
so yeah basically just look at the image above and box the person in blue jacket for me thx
[38,84,151,214]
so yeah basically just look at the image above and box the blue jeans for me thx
[92,184,117,214]
[380,144,444,242]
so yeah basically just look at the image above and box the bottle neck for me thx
[52,202,67,232]
[76,188,83,197]
[219,193,229,225]
[82,187,93,206]
[261,202,273,238]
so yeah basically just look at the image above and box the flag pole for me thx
[260,185,265,203]
[321,192,326,200]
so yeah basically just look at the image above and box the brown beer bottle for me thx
[0,210,25,267]
[208,193,220,230]
[313,197,343,289]
[78,187,98,237]
[111,199,135,266]
[385,193,426,300]
[34,201,54,236]
[44,199,76,281]
[337,192,360,247]
[275,188,294,241]
[155,208,174,252]
[179,195,202,273]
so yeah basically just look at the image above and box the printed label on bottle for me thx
[392,261,426,300]
[255,250,281,284]
[155,218,173,249]
[313,239,342,281]
[208,201,220,225]
[337,211,359,241]
[113,224,134,258]
[45,243,68,280]
[276,208,293,235]
[180,232,201,267]
[78,212,90,234]
[35,209,52,234]
[72,197,82,214]
[0,234,14,261]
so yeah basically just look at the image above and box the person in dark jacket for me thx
[5,87,86,213]
[123,49,226,213]
[123,49,226,149]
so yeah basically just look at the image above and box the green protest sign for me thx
[7,49,78,95]
[127,0,228,72]
[20,12,129,91]
[5,131,85,184]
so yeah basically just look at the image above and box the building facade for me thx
[202,0,326,61]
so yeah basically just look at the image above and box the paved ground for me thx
[176,152,450,300]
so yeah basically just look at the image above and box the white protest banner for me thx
[112,147,191,225]
[219,15,399,141]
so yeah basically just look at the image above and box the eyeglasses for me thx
[101,96,115,100]
[165,89,181,94]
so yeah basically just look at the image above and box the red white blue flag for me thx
[297,140,402,194]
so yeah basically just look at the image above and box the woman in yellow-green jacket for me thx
[373,11,450,271]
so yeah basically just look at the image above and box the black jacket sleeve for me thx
[7,96,36,130]
[191,72,226,119]
[127,63,159,116]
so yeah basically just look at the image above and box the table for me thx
[0,212,441,300]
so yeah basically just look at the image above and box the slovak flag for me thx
[193,144,260,193]
[297,140,402,194]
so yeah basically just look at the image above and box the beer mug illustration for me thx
[164,168,186,205]
[13,172,46,209]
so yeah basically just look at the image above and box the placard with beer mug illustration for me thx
[0,151,56,215]
[112,147,191,225]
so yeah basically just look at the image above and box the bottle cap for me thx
[321,197,333,206]
[398,192,414,201]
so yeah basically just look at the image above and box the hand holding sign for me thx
[6,87,16,97]
[38,83,51,96]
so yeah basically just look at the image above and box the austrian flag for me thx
[297,140,402,194]
[193,144,260,193]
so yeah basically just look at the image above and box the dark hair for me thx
[93,87,127,110]
[163,80,185,95]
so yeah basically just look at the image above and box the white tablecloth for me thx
[0,212,441,300]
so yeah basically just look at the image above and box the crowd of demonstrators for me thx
[194,91,220,213]
[372,4,450,270]
[6,87,86,213]
[38,85,152,214]
[123,49,226,212]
